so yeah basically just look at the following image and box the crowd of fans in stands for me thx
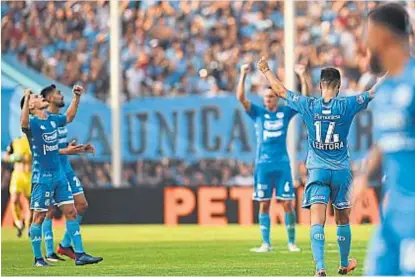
[2,1,413,188]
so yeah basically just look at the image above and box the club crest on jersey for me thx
[292,94,299,102]
[50,121,56,128]
[276,112,284,119]
[356,95,365,105]
[264,114,271,119]
[40,125,46,130]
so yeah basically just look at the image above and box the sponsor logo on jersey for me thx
[263,130,282,140]
[44,144,59,152]
[42,130,58,143]
[264,114,271,119]
[40,125,46,130]
[50,121,56,128]
[264,120,283,130]
[314,114,340,120]
[276,112,284,119]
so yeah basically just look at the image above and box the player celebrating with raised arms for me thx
[352,3,415,276]
[21,87,102,267]
[237,63,308,253]
[257,57,378,276]
[38,84,95,262]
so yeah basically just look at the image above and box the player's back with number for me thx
[287,91,371,170]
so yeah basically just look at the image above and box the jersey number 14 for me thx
[314,121,339,143]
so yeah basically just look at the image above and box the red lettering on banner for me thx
[198,187,227,225]
[230,187,254,226]
[164,187,195,225]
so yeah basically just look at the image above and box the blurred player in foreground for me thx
[352,3,415,275]
[4,134,32,237]
[257,57,378,276]
[38,84,95,262]
[237,63,308,252]
[21,88,102,267]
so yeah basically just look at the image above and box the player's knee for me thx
[282,200,294,212]
[259,201,270,214]
[63,206,77,220]
[11,194,20,205]
[32,212,46,225]
[45,206,55,219]
[75,200,88,214]
[335,209,350,225]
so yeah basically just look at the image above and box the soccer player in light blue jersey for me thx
[38,84,95,262]
[257,57,377,276]
[352,3,415,276]
[237,64,308,253]
[20,88,102,267]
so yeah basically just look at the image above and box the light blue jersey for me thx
[246,104,297,167]
[22,114,74,211]
[285,90,371,170]
[46,111,84,196]
[365,58,415,276]
[285,90,371,209]
[246,103,297,201]
[46,111,73,174]
[23,114,66,173]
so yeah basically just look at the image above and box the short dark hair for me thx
[40,84,56,99]
[369,3,411,37]
[320,67,341,83]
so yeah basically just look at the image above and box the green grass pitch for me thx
[2,224,374,276]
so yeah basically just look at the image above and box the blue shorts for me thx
[30,170,74,211]
[253,164,295,201]
[302,168,352,209]
[365,190,415,275]
[65,170,84,196]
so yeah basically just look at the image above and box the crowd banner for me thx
[4,93,374,162]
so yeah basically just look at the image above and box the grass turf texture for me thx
[2,224,373,276]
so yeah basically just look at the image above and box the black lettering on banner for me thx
[226,109,251,153]
[184,110,196,154]
[201,106,221,151]
[127,113,148,155]
[86,115,111,155]
[156,111,178,156]
[354,110,373,151]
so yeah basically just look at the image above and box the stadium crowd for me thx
[2,0,413,188]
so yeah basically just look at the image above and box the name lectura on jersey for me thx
[6,95,374,162]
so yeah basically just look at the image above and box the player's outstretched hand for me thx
[240,64,250,75]
[83,144,96,155]
[350,174,369,206]
[73,85,84,96]
[257,56,270,73]
[66,140,86,155]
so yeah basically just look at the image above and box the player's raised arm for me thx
[367,73,387,99]
[257,56,288,99]
[20,89,32,129]
[236,64,252,111]
[295,64,309,96]
[65,85,83,123]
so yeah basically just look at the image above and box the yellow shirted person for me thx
[4,135,32,237]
